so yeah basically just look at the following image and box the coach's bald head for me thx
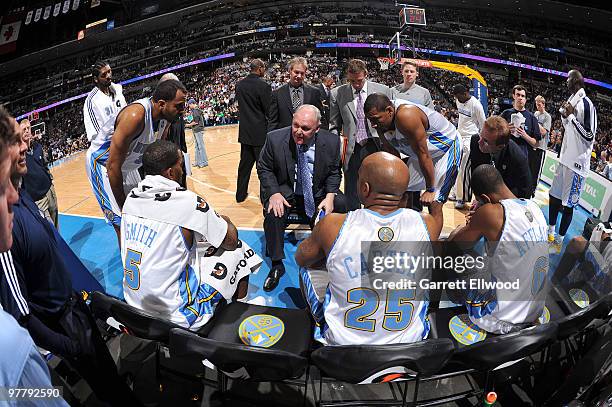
[358,152,409,210]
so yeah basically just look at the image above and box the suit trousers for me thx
[236,144,263,201]
[344,138,380,211]
[264,193,347,261]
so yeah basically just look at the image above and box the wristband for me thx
[425,187,435,193]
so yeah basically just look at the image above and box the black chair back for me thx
[91,291,184,343]
[169,328,309,381]
[556,294,612,340]
[311,338,455,384]
[452,323,558,372]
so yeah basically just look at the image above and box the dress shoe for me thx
[264,266,285,292]
[236,194,247,203]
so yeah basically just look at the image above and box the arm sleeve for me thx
[325,137,342,194]
[328,89,341,136]
[268,90,280,131]
[0,251,30,319]
[473,101,486,132]
[256,136,281,197]
[568,99,597,142]
[83,99,99,142]
[423,89,434,109]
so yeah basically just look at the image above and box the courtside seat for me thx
[310,339,455,407]
[169,301,313,403]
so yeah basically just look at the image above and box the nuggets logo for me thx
[196,196,209,213]
[531,256,548,295]
[449,315,487,346]
[238,314,284,348]
[569,288,589,309]
[204,245,218,257]
[378,227,394,242]
[211,262,227,280]
[538,306,551,324]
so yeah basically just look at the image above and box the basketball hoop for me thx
[377,57,395,71]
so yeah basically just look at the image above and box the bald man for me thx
[548,69,597,249]
[295,152,442,345]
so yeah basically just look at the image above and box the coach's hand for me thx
[318,193,335,215]
[420,190,435,205]
[268,193,291,217]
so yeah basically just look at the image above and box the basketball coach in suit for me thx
[235,58,272,202]
[329,58,393,210]
[268,57,323,131]
[257,105,346,291]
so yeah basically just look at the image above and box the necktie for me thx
[292,88,301,112]
[355,90,368,145]
[298,144,315,218]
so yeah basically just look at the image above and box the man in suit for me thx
[317,76,335,130]
[329,59,393,210]
[257,105,346,291]
[268,57,324,131]
[235,59,272,202]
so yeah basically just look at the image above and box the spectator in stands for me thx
[268,57,324,131]
[20,119,59,229]
[317,76,334,129]
[258,105,346,292]
[469,116,532,199]
[595,150,608,174]
[534,95,552,191]
[235,59,272,203]
[392,61,433,108]
[450,84,486,209]
[329,59,392,210]
[186,98,209,168]
[0,117,142,405]
[501,85,541,196]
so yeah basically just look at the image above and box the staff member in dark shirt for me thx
[20,119,58,228]
[468,116,532,199]
[0,125,141,405]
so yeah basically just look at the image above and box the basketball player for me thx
[88,79,184,242]
[121,140,243,331]
[364,93,461,214]
[548,70,597,248]
[295,152,442,345]
[448,164,549,334]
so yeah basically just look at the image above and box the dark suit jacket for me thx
[167,116,187,153]
[236,73,272,146]
[257,127,342,206]
[317,83,331,130]
[268,83,324,131]
[469,135,532,199]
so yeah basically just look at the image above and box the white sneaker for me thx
[448,193,457,202]
[454,200,465,209]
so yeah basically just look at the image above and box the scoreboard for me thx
[399,7,427,27]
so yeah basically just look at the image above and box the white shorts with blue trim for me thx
[86,149,141,226]
[298,267,330,343]
[407,136,462,203]
[550,164,585,208]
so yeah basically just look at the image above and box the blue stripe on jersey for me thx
[437,137,461,202]
[429,131,452,153]
[299,268,325,324]
[583,98,591,132]
[90,154,120,225]
[418,300,430,339]
[466,299,498,319]
[195,283,221,317]
[178,264,201,326]
[315,287,332,342]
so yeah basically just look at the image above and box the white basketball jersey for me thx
[88,97,169,173]
[322,208,431,345]
[467,199,549,334]
[83,83,127,142]
[559,89,597,177]
[121,201,228,330]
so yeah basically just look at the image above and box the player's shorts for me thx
[86,148,141,226]
[407,135,462,203]
[298,267,329,343]
[549,164,585,208]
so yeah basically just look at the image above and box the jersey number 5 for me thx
[124,249,142,290]
[344,288,415,332]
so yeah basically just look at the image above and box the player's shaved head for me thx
[471,164,514,203]
[358,152,409,209]
[567,69,584,92]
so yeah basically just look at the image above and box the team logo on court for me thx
[538,306,551,324]
[448,315,487,345]
[211,262,227,279]
[524,209,534,223]
[378,227,394,242]
[569,288,590,309]
[238,314,284,348]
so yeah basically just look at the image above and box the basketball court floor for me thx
[52,124,588,307]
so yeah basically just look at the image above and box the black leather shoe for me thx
[263,266,285,292]
[236,194,247,203]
